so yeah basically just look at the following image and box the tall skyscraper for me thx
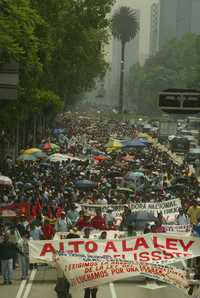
[150,2,160,56]
[159,0,200,48]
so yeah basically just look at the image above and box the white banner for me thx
[56,253,188,289]
[163,225,192,234]
[53,230,126,240]
[81,198,181,217]
[29,233,200,264]
[130,199,182,216]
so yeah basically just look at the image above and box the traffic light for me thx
[159,89,200,114]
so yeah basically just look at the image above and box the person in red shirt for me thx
[76,213,92,230]
[41,219,55,239]
[90,209,106,230]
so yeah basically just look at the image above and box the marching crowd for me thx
[0,115,200,296]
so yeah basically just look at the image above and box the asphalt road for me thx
[0,266,190,298]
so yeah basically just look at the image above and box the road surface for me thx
[0,266,189,298]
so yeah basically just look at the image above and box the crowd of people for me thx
[0,115,200,295]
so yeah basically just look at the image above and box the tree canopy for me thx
[0,0,114,129]
[127,34,200,115]
[112,6,139,44]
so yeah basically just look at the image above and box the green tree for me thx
[127,34,200,116]
[112,6,139,113]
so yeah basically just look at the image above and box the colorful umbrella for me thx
[105,139,123,149]
[125,171,145,181]
[122,140,147,148]
[42,143,60,152]
[23,148,41,155]
[0,176,12,186]
[106,139,123,153]
[48,153,85,163]
[74,180,97,189]
[95,155,108,162]
[18,154,37,161]
[116,187,134,193]
[33,151,48,159]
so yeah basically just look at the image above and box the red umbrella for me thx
[42,143,60,152]
[95,155,108,162]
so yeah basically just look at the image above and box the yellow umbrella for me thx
[106,139,123,153]
[23,148,42,155]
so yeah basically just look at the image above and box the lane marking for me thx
[109,282,117,298]
[22,269,37,298]
[16,280,27,298]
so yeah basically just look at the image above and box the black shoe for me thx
[8,281,12,285]
[3,281,8,285]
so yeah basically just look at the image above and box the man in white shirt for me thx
[55,211,72,232]
[176,208,190,225]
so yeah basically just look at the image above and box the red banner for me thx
[0,202,30,217]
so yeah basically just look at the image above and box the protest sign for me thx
[53,230,126,241]
[130,199,182,216]
[163,225,192,234]
[81,198,181,218]
[56,253,188,289]
[0,202,30,217]
[29,233,200,264]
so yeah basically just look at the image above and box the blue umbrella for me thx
[33,151,48,159]
[138,138,151,145]
[39,162,50,168]
[125,171,145,181]
[74,180,97,189]
[15,181,24,188]
[24,183,33,190]
[123,140,147,148]
[18,154,37,161]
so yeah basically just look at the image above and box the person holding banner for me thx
[83,229,98,298]
[176,208,190,225]
[55,211,72,233]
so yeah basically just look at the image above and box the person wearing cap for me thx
[176,208,190,225]
[187,200,200,225]
[55,211,72,232]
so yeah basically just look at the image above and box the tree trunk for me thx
[33,116,37,146]
[16,120,19,159]
[119,41,125,113]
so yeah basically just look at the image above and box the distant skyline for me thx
[106,0,159,65]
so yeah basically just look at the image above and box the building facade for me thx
[150,2,160,56]
[159,0,200,48]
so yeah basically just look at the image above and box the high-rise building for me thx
[159,0,200,48]
[150,2,160,56]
